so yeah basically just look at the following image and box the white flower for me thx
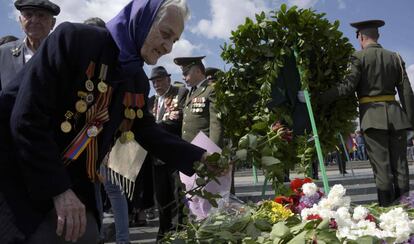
[328,184,346,199]
[379,207,414,243]
[302,183,318,197]
[353,206,368,221]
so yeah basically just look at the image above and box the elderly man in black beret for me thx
[0,0,60,91]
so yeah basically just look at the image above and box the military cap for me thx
[350,19,385,31]
[173,81,185,87]
[174,56,205,74]
[149,66,171,80]
[14,0,60,16]
[205,67,221,79]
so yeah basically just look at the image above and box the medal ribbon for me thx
[63,86,113,181]
[137,94,145,108]
[85,61,95,80]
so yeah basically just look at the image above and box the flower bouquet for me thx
[164,179,414,243]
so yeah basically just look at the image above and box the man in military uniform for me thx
[174,56,223,146]
[321,20,414,206]
[147,66,188,240]
[0,0,59,91]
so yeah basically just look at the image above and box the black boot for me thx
[377,189,395,207]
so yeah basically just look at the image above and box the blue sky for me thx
[1,0,413,91]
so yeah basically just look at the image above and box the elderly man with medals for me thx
[0,0,211,243]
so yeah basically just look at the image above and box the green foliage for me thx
[215,4,357,188]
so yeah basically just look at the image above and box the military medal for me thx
[60,111,74,133]
[76,91,88,113]
[98,64,108,93]
[136,109,144,119]
[85,80,94,92]
[120,130,135,143]
[97,81,108,93]
[85,93,94,104]
[84,61,96,91]
[124,107,136,120]
[136,94,145,119]
[87,125,99,137]
[75,100,87,113]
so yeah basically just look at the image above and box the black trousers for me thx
[152,161,182,240]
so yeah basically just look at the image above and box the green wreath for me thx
[215,4,358,189]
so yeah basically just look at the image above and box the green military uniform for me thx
[322,20,414,206]
[174,57,223,147]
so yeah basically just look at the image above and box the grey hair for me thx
[154,0,190,24]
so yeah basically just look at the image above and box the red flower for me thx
[329,218,338,229]
[290,178,304,191]
[303,177,313,183]
[274,196,293,205]
[365,214,376,223]
[307,214,322,220]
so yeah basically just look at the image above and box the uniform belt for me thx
[359,95,395,104]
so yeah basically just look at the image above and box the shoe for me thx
[129,210,148,227]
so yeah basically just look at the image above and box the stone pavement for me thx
[103,160,414,243]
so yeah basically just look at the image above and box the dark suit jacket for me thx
[148,85,188,135]
[0,39,27,91]
[0,22,204,237]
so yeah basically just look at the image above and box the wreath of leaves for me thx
[215,5,358,185]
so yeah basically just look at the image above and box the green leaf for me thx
[286,230,307,244]
[261,156,281,166]
[270,222,291,238]
[236,149,248,160]
[206,152,221,162]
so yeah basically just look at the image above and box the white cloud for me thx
[407,64,414,89]
[287,0,319,8]
[191,0,269,39]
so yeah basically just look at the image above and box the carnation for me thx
[379,207,414,243]
[302,183,318,197]
[353,206,369,221]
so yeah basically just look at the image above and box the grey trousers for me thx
[26,210,99,244]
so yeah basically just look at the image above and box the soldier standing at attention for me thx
[0,0,60,91]
[321,20,414,206]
